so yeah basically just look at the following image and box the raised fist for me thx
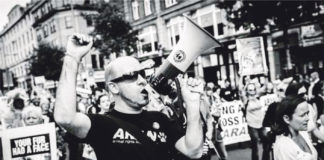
[66,33,93,62]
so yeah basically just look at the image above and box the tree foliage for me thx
[217,1,323,33]
[30,43,65,81]
[84,2,138,56]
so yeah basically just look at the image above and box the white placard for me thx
[1,123,57,160]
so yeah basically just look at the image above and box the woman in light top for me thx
[273,96,317,160]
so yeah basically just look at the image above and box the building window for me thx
[86,17,93,26]
[23,35,26,45]
[166,16,184,48]
[144,0,152,16]
[99,54,105,68]
[215,9,224,36]
[30,29,34,40]
[131,1,139,20]
[41,7,46,16]
[50,20,56,33]
[138,26,158,57]
[63,0,71,6]
[37,28,42,41]
[47,2,53,11]
[43,25,49,37]
[65,16,73,29]
[91,54,98,69]
[26,32,30,42]
[200,12,214,35]
[165,0,177,8]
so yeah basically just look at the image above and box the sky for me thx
[0,0,31,30]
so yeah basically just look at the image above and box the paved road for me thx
[211,142,266,160]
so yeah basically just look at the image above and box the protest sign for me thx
[236,36,268,76]
[259,94,278,111]
[1,123,57,160]
[219,101,250,145]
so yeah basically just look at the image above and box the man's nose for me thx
[137,75,147,86]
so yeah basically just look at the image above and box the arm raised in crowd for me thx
[175,77,204,159]
[54,33,93,139]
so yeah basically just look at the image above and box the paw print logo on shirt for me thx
[158,132,167,142]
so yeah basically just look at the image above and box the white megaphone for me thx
[148,15,222,95]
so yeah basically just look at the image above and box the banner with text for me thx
[219,101,250,145]
[236,36,268,76]
[1,123,57,160]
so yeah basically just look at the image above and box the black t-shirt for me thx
[84,110,184,160]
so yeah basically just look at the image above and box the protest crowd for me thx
[1,32,324,160]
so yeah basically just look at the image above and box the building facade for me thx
[124,0,324,87]
[0,4,37,90]
[0,0,106,92]
[124,0,252,87]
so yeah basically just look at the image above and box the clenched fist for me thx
[66,33,93,62]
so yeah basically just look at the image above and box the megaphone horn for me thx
[149,15,222,95]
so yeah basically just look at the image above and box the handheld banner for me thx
[219,101,250,145]
[236,36,268,76]
[1,123,57,160]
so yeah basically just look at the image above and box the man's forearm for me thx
[54,56,79,125]
[184,101,204,157]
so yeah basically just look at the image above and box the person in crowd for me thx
[4,97,25,129]
[30,91,41,106]
[284,81,324,146]
[293,74,310,90]
[243,82,269,160]
[200,83,227,160]
[308,71,321,101]
[76,94,89,114]
[312,81,324,119]
[285,81,317,131]
[22,106,44,126]
[220,79,235,101]
[40,98,54,123]
[265,82,274,94]
[273,96,318,160]
[97,94,112,114]
[207,98,228,160]
[0,100,9,131]
[262,81,290,160]
[54,33,204,160]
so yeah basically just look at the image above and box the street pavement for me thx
[211,142,265,160]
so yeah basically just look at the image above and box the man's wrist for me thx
[64,56,79,70]
[65,53,80,64]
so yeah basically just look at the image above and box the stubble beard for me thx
[120,91,149,109]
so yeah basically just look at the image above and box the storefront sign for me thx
[236,37,268,76]
[1,123,57,160]
[301,24,324,47]
[219,101,250,145]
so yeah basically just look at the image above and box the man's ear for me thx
[283,115,290,124]
[107,82,119,94]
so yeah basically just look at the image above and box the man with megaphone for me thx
[54,33,205,160]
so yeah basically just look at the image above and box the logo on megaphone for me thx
[148,15,223,95]
[173,50,186,63]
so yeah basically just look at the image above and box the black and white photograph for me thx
[0,0,324,160]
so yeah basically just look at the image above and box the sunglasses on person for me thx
[110,69,146,83]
